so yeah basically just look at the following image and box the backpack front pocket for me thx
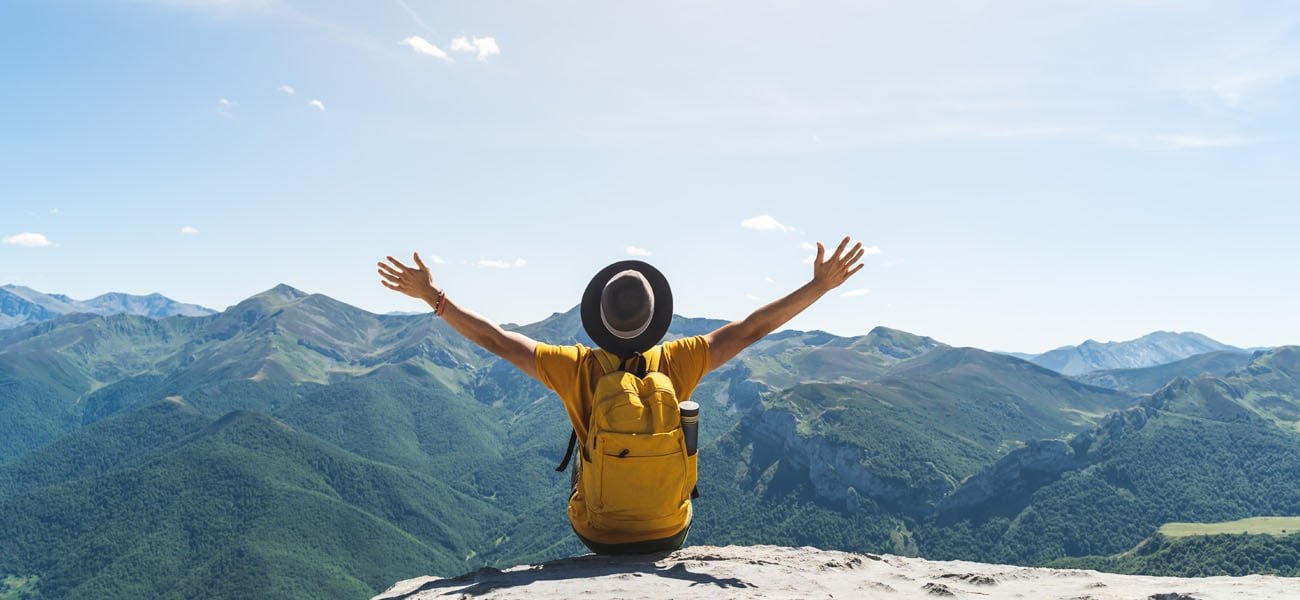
[590,430,688,524]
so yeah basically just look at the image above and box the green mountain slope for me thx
[690,346,1138,557]
[0,404,509,599]
[923,347,1300,565]
[1049,532,1300,577]
[1075,350,1253,393]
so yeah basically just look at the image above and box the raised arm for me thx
[703,236,866,371]
[379,252,540,380]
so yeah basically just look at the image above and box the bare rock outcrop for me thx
[374,545,1289,600]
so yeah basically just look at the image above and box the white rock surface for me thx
[374,544,1296,600]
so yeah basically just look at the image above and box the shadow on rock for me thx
[387,551,756,599]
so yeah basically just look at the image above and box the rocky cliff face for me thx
[735,406,958,514]
[374,544,1287,600]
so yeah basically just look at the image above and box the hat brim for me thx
[581,260,673,358]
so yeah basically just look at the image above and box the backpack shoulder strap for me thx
[556,348,619,474]
[592,348,620,376]
[642,346,662,374]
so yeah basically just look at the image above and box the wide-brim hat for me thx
[581,260,673,358]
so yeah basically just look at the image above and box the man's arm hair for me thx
[379,253,540,381]
[703,236,866,372]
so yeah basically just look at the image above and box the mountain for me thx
[0,284,215,329]
[924,347,1300,565]
[2,283,1296,598]
[376,544,1298,600]
[1012,331,1243,375]
[1074,350,1254,393]
[690,346,1138,555]
[1051,517,1300,577]
[0,401,510,599]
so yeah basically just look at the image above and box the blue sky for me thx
[2,0,1298,352]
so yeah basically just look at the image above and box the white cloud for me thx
[180,226,199,234]
[450,36,500,61]
[804,254,816,265]
[862,245,882,257]
[279,84,295,95]
[401,36,451,62]
[3,232,53,248]
[309,99,326,112]
[478,257,527,269]
[625,246,652,257]
[741,215,794,232]
[764,276,776,284]
[744,293,761,302]
[840,288,871,298]
[429,254,447,264]
[799,241,816,251]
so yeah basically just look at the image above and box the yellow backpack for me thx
[557,348,698,538]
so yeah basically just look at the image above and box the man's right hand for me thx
[811,236,866,293]
[378,252,438,302]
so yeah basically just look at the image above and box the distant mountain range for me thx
[0,284,215,328]
[1,284,1297,599]
[1005,331,1247,376]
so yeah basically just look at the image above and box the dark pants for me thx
[574,522,691,555]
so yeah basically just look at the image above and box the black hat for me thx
[581,260,673,358]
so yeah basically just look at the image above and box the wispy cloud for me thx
[840,288,871,298]
[180,226,199,234]
[799,241,816,251]
[741,215,794,232]
[478,257,527,269]
[1151,134,1258,150]
[3,232,53,248]
[428,254,447,264]
[279,84,295,95]
[744,293,761,302]
[401,36,451,61]
[764,276,776,284]
[394,0,436,33]
[1164,25,1300,109]
[625,246,652,257]
[450,36,501,61]
[862,245,882,257]
[216,98,236,117]
[309,99,326,112]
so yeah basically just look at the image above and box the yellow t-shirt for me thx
[535,335,711,544]
[535,335,712,446]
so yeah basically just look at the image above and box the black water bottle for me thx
[679,401,699,456]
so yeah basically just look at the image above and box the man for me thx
[378,236,867,553]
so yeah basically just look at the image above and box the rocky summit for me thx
[373,545,1290,600]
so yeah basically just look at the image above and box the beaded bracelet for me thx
[434,289,447,317]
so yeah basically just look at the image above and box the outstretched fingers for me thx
[377,262,401,278]
[386,256,411,272]
[830,236,851,261]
